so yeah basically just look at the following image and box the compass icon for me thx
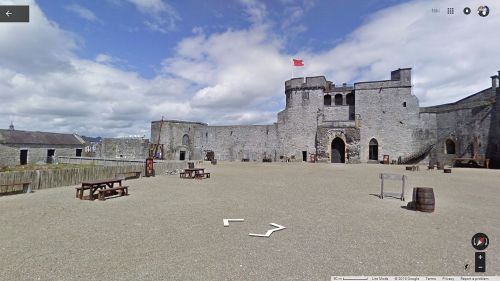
[478,6,490,17]
[471,233,489,250]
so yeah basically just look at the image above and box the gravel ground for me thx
[0,162,499,280]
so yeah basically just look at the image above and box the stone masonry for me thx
[151,68,500,167]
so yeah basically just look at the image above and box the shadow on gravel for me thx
[400,202,417,211]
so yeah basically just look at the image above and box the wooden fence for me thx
[0,158,187,193]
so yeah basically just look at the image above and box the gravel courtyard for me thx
[0,162,499,280]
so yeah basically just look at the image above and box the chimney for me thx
[492,75,499,90]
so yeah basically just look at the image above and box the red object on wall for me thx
[145,157,154,177]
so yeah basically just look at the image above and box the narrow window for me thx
[403,102,407,107]
[76,148,82,157]
[182,134,190,146]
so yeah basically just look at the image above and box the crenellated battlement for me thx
[285,76,328,93]
[285,76,354,94]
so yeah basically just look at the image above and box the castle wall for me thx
[97,138,149,159]
[323,105,351,121]
[150,68,500,168]
[151,120,207,160]
[193,125,279,161]
[421,79,498,166]
[355,69,421,163]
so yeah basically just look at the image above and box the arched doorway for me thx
[369,138,378,161]
[445,139,455,154]
[331,137,345,163]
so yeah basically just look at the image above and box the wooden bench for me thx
[115,171,141,180]
[194,172,211,179]
[75,186,85,198]
[0,182,32,195]
[98,186,129,201]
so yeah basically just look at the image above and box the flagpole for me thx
[291,58,294,78]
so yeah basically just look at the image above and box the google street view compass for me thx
[471,233,489,250]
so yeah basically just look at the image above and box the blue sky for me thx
[1,0,499,137]
[39,0,406,78]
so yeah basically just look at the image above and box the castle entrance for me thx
[331,137,345,163]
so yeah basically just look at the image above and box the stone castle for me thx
[151,68,500,167]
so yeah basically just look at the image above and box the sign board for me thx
[383,154,389,164]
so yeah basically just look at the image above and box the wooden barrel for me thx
[415,187,435,213]
[188,162,195,169]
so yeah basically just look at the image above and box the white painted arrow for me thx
[248,223,286,237]
[6,11,12,17]
[223,218,244,227]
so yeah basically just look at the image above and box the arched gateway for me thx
[331,137,345,163]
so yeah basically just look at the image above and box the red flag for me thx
[292,59,304,67]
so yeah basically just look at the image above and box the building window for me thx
[230,131,233,136]
[182,134,190,146]
[76,149,82,157]
[346,93,355,106]
[334,94,343,105]
[403,102,407,107]
[324,94,332,106]
[369,138,378,161]
[302,92,309,100]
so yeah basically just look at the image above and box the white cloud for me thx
[161,26,290,114]
[1,0,500,138]
[66,4,98,22]
[238,0,268,26]
[125,0,180,33]
[298,0,500,106]
[280,0,316,36]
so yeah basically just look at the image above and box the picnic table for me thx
[180,168,210,179]
[76,178,128,201]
